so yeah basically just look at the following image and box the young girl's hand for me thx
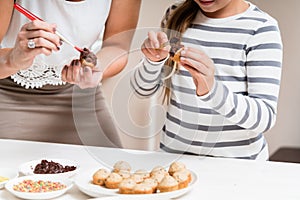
[179,47,215,96]
[141,31,170,62]
[9,20,60,70]
[61,59,103,89]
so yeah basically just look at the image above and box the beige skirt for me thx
[0,77,122,148]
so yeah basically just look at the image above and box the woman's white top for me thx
[1,0,112,88]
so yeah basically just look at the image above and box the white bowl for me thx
[5,174,73,200]
[19,158,79,179]
[0,168,18,189]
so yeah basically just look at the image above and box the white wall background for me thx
[102,0,300,156]
[102,0,175,151]
[249,0,300,155]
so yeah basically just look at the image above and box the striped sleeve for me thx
[130,58,164,97]
[199,19,283,133]
[131,4,178,97]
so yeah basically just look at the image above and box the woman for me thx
[0,0,141,147]
[131,0,283,160]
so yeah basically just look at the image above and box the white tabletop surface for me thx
[0,139,300,200]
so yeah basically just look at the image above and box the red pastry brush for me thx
[14,3,83,52]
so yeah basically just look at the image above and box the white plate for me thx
[74,168,198,199]
[0,168,18,189]
[5,174,73,200]
[19,158,79,179]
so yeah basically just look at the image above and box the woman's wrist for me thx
[7,49,22,70]
[0,48,20,78]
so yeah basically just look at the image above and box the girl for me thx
[131,0,283,160]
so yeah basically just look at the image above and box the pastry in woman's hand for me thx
[80,48,97,68]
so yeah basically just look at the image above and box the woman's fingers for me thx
[19,20,60,51]
[27,31,60,49]
[78,67,102,88]
[61,66,67,82]
[24,37,59,52]
[61,60,81,83]
[82,67,93,83]
[21,20,56,33]
[61,59,102,88]
[9,21,61,70]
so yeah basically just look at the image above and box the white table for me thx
[0,139,300,200]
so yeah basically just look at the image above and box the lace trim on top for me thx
[10,61,66,89]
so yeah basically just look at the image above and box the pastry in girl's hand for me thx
[169,37,184,62]
[80,47,97,68]
[172,48,183,62]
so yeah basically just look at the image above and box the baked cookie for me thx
[129,173,144,184]
[132,183,153,194]
[117,170,131,179]
[150,169,167,184]
[150,166,167,176]
[157,175,179,193]
[142,178,158,193]
[92,168,110,186]
[175,169,192,183]
[113,161,131,173]
[105,172,123,189]
[168,161,186,176]
[119,178,136,194]
[172,170,190,189]
[134,169,150,180]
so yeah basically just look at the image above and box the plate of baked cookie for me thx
[74,161,198,199]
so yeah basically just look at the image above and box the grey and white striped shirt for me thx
[131,2,283,160]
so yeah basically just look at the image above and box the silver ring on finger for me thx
[27,39,36,49]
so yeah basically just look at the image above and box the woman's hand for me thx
[61,59,103,89]
[141,31,170,62]
[9,20,60,70]
[179,47,215,96]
